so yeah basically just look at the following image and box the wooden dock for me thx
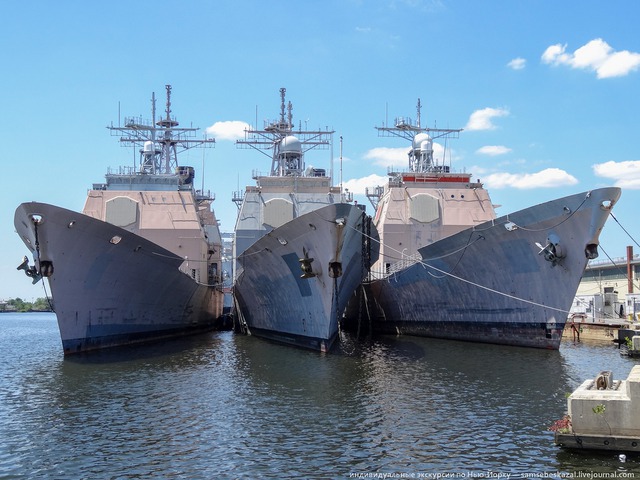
[562,317,632,343]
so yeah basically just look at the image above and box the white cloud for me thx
[541,44,570,65]
[483,168,578,189]
[541,39,640,79]
[599,50,640,78]
[343,174,388,195]
[364,142,449,168]
[476,145,512,156]
[507,57,526,70]
[467,165,491,176]
[465,107,509,131]
[205,120,250,141]
[363,147,408,168]
[593,160,640,188]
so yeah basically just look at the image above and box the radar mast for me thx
[108,84,215,175]
[236,87,334,177]
[375,98,462,174]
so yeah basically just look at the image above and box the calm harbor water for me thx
[1,313,640,478]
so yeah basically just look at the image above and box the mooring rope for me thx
[598,244,640,294]
[32,221,55,312]
[610,212,640,251]
[502,191,591,233]
[347,214,575,316]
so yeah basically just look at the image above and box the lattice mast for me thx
[236,87,334,177]
[376,98,462,173]
[108,84,215,175]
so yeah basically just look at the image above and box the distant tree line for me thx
[0,298,52,312]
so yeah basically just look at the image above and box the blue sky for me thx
[3,0,640,301]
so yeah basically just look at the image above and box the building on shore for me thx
[565,246,640,342]
[0,301,17,312]
[574,246,640,322]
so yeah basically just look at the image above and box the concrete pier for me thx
[555,365,640,451]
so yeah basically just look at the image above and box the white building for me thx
[574,246,640,322]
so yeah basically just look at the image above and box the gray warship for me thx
[232,88,379,352]
[14,85,225,354]
[356,101,621,349]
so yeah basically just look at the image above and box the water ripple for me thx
[2,314,640,477]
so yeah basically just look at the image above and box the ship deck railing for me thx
[370,253,422,280]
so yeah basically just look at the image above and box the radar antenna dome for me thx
[412,133,432,151]
[143,141,156,154]
[280,135,302,154]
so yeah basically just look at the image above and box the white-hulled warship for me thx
[357,101,621,349]
[232,88,379,352]
[14,85,225,354]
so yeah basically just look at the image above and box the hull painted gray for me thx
[234,203,378,352]
[15,202,223,354]
[369,187,621,349]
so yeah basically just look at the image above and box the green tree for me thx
[3,297,52,312]
[33,298,52,311]
[8,298,29,312]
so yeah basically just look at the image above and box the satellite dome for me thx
[280,135,302,154]
[420,139,433,153]
[412,133,432,150]
[143,141,156,154]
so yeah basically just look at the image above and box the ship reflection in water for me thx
[1,313,637,477]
